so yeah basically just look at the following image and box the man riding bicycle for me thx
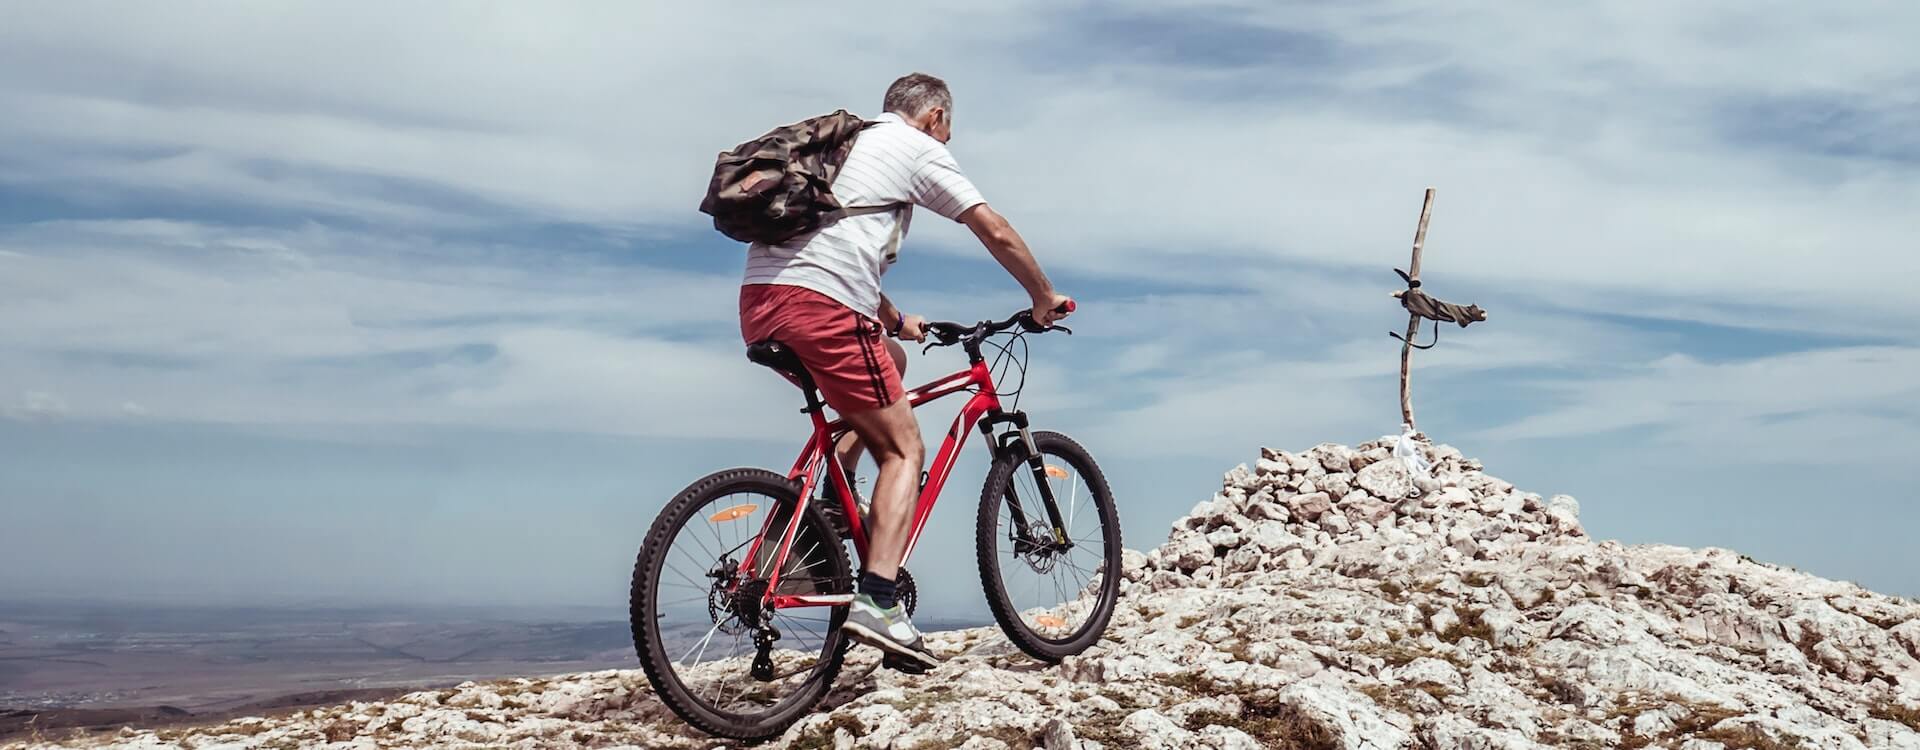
[739,72,1072,669]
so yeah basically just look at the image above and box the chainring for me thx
[896,568,918,617]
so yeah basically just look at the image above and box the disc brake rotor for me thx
[1018,521,1060,573]
[705,557,739,625]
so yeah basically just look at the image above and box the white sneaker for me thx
[842,594,937,669]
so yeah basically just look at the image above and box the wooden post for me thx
[1398,188,1435,432]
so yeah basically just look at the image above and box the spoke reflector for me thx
[709,504,759,523]
[1044,464,1069,479]
[1035,615,1066,628]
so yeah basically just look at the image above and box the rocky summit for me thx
[14,439,1920,749]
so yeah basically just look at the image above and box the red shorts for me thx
[739,284,905,414]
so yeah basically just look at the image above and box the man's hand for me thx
[1032,293,1074,327]
[894,313,928,343]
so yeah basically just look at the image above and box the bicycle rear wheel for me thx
[630,468,851,740]
[976,430,1123,662]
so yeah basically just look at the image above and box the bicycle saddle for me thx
[745,340,814,387]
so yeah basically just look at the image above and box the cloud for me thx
[1,3,1916,331]
[1069,289,1661,459]
[0,220,736,357]
[438,328,800,441]
[1479,346,1920,468]
[0,220,794,438]
[3,391,69,422]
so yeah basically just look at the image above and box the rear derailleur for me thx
[750,619,781,681]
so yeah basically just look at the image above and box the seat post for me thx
[745,340,827,415]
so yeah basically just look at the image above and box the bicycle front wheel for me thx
[629,468,852,740]
[976,430,1123,662]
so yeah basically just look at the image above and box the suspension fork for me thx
[979,411,1070,546]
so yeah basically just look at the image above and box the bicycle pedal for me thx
[881,652,934,675]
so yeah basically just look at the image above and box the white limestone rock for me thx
[1356,459,1416,500]
[80,441,1920,750]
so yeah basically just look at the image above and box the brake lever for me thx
[923,324,964,354]
[1016,315,1074,336]
[923,335,961,354]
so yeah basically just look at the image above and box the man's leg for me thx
[839,394,923,581]
[835,395,941,668]
[764,293,933,666]
[833,338,909,475]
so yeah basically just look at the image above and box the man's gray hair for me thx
[882,73,952,119]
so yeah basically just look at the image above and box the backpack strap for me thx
[841,203,906,217]
[838,119,910,258]
[839,122,904,218]
[839,203,910,263]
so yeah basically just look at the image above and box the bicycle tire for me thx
[630,467,851,740]
[976,431,1123,662]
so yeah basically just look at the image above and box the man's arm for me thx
[960,204,1072,324]
[878,294,926,342]
[878,294,900,332]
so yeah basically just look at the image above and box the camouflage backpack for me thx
[698,110,901,246]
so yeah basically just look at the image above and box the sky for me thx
[2,3,1917,618]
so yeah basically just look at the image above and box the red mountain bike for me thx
[629,304,1122,740]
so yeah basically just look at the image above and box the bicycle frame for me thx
[740,357,1010,612]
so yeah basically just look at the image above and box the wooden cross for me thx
[1391,188,1488,433]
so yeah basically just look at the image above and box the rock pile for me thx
[16,439,1920,749]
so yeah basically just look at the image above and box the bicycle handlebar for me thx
[924,300,1076,353]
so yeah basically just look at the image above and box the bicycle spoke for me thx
[1057,552,1101,577]
[786,539,822,576]
[639,474,865,736]
[709,627,746,705]
[1058,555,1094,585]
[776,612,830,631]
[1029,551,1047,608]
[1065,471,1081,535]
[1018,469,1042,517]
[679,621,724,666]
[987,447,1113,640]
[775,615,828,647]
[702,492,734,553]
[1069,488,1094,537]
[663,562,712,594]
[682,532,724,573]
[785,554,825,576]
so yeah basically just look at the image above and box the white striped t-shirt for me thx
[742,111,986,320]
